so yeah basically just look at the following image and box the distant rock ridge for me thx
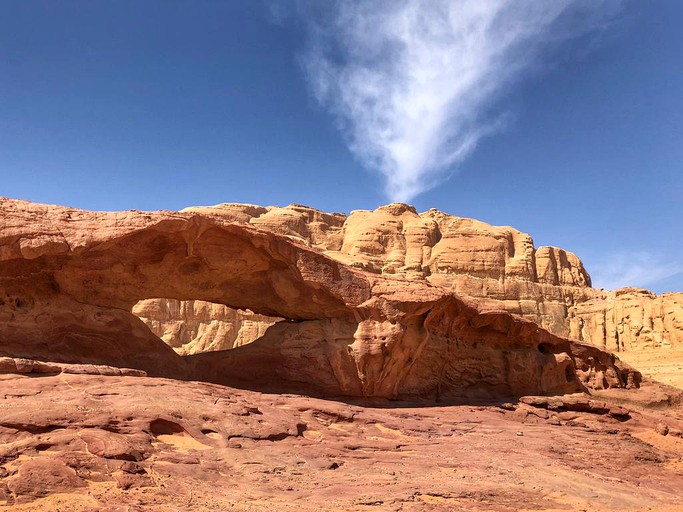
[569,288,682,352]
[132,298,280,355]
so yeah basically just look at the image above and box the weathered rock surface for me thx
[0,293,186,378]
[132,298,280,355]
[0,197,637,398]
[1,197,681,510]
[1,372,682,511]
[0,356,146,377]
[184,202,596,336]
[569,287,683,352]
[172,202,682,379]
[134,204,683,386]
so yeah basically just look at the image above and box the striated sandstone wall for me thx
[142,202,681,357]
[569,288,683,352]
[132,298,280,355]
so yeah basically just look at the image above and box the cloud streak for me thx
[300,0,616,202]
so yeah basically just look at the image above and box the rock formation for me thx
[132,298,280,355]
[0,197,638,398]
[569,288,683,352]
[168,202,681,360]
[2,369,682,511]
[4,197,683,511]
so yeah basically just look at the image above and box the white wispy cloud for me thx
[589,252,683,291]
[299,0,618,202]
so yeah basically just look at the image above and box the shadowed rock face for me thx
[0,197,638,398]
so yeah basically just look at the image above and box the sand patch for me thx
[155,432,211,453]
[374,422,409,438]
[632,429,683,453]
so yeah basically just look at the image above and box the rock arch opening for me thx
[132,298,282,355]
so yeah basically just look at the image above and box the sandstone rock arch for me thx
[0,198,638,398]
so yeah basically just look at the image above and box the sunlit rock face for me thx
[180,202,595,338]
[177,202,682,354]
[569,288,683,352]
[0,197,639,398]
[132,298,280,355]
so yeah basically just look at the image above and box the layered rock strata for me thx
[171,202,681,354]
[569,288,683,352]
[0,197,638,398]
[132,298,280,355]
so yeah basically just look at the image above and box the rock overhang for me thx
[0,198,640,398]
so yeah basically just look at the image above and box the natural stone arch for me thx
[0,199,639,398]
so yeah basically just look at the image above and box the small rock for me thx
[669,428,683,438]
[655,423,669,436]
[608,406,631,420]
[516,431,524,437]
[80,429,145,461]
[120,461,146,474]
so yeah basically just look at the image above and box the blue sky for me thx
[1,1,681,293]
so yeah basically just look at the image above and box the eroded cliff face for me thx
[173,201,681,355]
[132,298,280,355]
[0,197,637,398]
[569,288,683,352]
[178,202,596,338]
[183,203,593,305]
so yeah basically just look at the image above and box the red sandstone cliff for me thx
[0,197,639,398]
[136,202,680,368]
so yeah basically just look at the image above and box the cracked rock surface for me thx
[1,372,683,511]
